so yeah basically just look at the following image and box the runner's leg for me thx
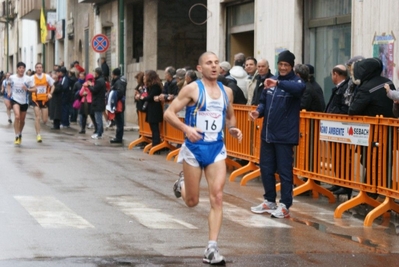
[182,161,202,207]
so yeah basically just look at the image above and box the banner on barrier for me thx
[319,120,370,146]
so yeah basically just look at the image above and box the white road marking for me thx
[200,198,291,228]
[14,196,94,229]
[106,196,197,229]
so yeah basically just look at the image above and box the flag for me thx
[40,8,47,43]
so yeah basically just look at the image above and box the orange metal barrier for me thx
[363,117,399,226]
[128,111,153,151]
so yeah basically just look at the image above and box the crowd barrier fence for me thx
[128,106,399,226]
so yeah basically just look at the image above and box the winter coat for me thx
[49,81,63,120]
[348,57,395,117]
[300,82,325,112]
[325,78,350,114]
[142,84,163,123]
[89,76,106,112]
[229,66,248,99]
[256,70,306,145]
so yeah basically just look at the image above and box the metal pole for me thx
[119,0,124,75]
[42,0,46,70]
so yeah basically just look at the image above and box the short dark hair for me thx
[245,57,257,65]
[17,62,26,68]
[94,67,103,77]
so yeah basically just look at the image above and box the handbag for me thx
[73,99,81,109]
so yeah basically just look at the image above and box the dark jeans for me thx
[149,122,161,146]
[61,101,70,127]
[70,106,78,122]
[94,111,103,137]
[115,112,124,141]
[260,141,294,209]
[81,113,96,133]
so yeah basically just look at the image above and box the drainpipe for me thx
[119,0,124,75]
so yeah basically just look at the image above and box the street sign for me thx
[91,34,110,53]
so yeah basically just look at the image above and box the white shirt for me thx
[9,74,34,104]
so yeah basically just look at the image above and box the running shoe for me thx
[250,201,277,214]
[14,136,20,145]
[8,119,12,124]
[203,246,225,265]
[91,134,98,139]
[173,171,184,198]
[271,203,290,219]
[18,134,22,144]
[37,134,42,143]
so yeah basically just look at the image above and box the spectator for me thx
[89,68,106,139]
[295,64,324,112]
[343,56,365,107]
[245,57,258,105]
[73,61,85,74]
[324,65,351,195]
[217,75,246,104]
[49,71,63,130]
[348,57,395,117]
[219,61,231,77]
[78,73,95,134]
[141,70,163,147]
[306,64,325,110]
[325,65,350,114]
[69,70,78,123]
[59,67,70,128]
[109,68,127,144]
[249,50,305,218]
[185,70,197,85]
[73,72,86,127]
[100,57,110,81]
[229,52,248,99]
[174,68,186,93]
[159,66,178,108]
[134,71,145,116]
[387,67,399,117]
[251,59,273,105]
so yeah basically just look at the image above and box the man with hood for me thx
[229,52,248,100]
[249,50,305,218]
[348,57,395,117]
[110,68,127,144]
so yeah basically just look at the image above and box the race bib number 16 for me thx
[196,111,223,132]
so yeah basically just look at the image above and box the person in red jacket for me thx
[73,61,85,74]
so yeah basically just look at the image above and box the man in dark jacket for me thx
[251,59,273,105]
[110,68,127,144]
[348,57,395,117]
[249,50,305,219]
[60,67,70,128]
[159,66,178,105]
[217,75,246,104]
[89,68,106,139]
[325,65,350,114]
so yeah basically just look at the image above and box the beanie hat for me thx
[220,61,231,72]
[278,50,295,67]
[305,64,314,75]
[112,68,121,76]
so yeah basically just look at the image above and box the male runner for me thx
[164,52,242,265]
[32,62,54,142]
[6,62,35,145]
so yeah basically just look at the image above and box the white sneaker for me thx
[271,203,290,218]
[203,245,225,265]
[91,134,98,139]
[251,201,277,214]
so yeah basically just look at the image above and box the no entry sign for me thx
[91,34,110,53]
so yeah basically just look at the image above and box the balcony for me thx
[19,0,55,20]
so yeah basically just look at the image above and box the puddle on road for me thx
[290,217,383,251]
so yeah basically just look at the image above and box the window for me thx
[132,1,143,63]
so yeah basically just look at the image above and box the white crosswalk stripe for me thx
[200,198,291,228]
[14,196,94,229]
[106,196,198,229]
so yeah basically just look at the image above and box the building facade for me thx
[1,0,398,123]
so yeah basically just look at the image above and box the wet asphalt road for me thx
[0,103,398,267]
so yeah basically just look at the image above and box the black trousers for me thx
[149,122,161,146]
